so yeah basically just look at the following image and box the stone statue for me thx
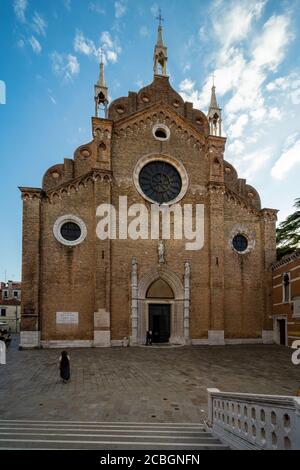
[185,261,190,278]
[158,240,165,264]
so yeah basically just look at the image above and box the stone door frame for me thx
[131,263,190,346]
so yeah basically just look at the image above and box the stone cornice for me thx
[224,186,261,216]
[223,186,278,218]
[260,208,279,222]
[113,101,208,144]
[19,187,44,201]
[45,169,112,203]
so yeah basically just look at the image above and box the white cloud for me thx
[32,12,47,36]
[272,135,300,180]
[150,4,159,17]
[269,107,282,121]
[213,0,266,52]
[252,15,293,71]
[179,79,195,93]
[101,31,114,50]
[88,2,105,14]
[51,52,80,82]
[266,73,300,105]
[101,31,121,63]
[74,31,95,56]
[29,36,42,54]
[182,3,295,182]
[241,148,272,178]
[227,140,245,155]
[74,30,121,64]
[179,79,203,109]
[14,0,28,23]
[115,1,127,18]
[228,114,249,139]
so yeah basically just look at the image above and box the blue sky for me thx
[0,0,300,281]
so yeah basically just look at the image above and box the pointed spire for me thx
[156,9,164,46]
[210,85,219,109]
[153,9,168,77]
[99,49,106,88]
[94,49,109,118]
[207,76,222,137]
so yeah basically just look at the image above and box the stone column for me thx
[130,257,138,345]
[261,209,278,343]
[19,188,43,349]
[184,261,191,344]
[207,136,226,345]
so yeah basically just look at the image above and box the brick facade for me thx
[19,75,277,348]
[272,251,300,346]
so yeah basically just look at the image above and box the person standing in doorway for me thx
[146,330,153,346]
[59,350,71,383]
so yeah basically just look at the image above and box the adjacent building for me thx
[272,251,300,346]
[19,23,277,349]
[0,281,21,333]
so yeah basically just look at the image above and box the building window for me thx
[232,234,248,253]
[283,273,290,303]
[1,309,6,317]
[133,155,189,206]
[13,291,18,298]
[152,124,170,142]
[60,222,82,242]
[139,161,182,204]
[3,291,8,299]
[53,215,87,247]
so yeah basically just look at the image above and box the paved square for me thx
[0,337,299,424]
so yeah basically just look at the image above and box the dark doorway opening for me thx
[149,304,171,343]
[278,319,286,346]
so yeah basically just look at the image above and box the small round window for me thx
[53,215,87,247]
[155,128,167,139]
[60,222,81,242]
[152,124,170,142]
[232,234,248,253]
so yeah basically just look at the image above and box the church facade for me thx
[19,24,278,349]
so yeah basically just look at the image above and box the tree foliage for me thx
[276,198,300,259]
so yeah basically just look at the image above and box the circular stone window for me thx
[60,222,81,242]
[152,124,170,142]
[53,215,87,246]
[232,234,248,253]
[134,155,189,205]
[139,161,182,204]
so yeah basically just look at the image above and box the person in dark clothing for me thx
[59,351,70,383]
[146,330,153,346]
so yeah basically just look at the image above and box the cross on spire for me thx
[156,8,164,27]
[153,8,167,76]
[100,47,104,64]
[211,74,215,87]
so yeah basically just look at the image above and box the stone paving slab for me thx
[0,336,299,423]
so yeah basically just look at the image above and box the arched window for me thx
[283,273,290,303]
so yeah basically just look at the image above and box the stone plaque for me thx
[294,300,300,318]
[56,312,79,325]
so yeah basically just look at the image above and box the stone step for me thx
[0,420,228,450]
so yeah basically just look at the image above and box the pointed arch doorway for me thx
[147,279,173,343]
[131,267,188,346]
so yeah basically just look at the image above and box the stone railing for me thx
[206,388,300,450]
